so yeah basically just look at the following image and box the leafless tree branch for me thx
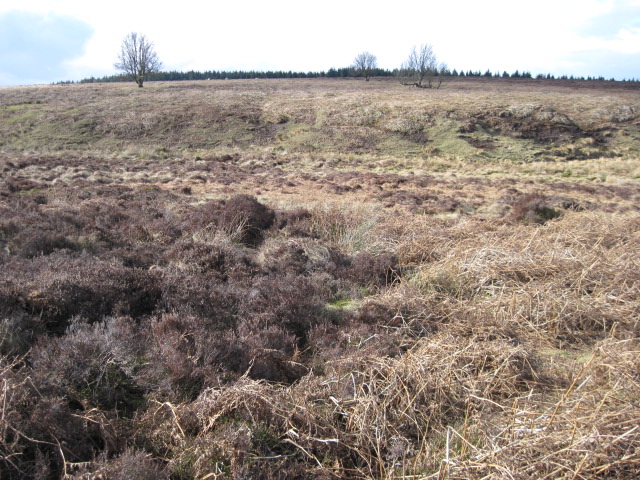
[353,52,378,82]
[398,44,447,88]
[114,32,163,88]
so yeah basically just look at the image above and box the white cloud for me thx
[577,27,640,55]
[0,9,93,84]
[1,0,637,83]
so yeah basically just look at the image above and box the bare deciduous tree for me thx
[398,44,447,88]
[353,51,378,81]
[114,32,163,88]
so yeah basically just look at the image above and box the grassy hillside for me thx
[1,78,639,479]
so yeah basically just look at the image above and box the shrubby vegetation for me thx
[1,79,639,479]
[0,184,403,477]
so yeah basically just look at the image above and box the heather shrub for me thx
[30,318,146,412]
[84,201,130,231]
[511,193,560,224]
[0,313,43,356]
[0,359,104,480]
[219,194,275,246]
[110,243,168,269]
[5,177,47,194]
[0,276,26,317]
[190,194,275,247]
[0,359,39,478]
[11,253,162,332]
[148,326,203,400]
[307,320,402,371]
[8,228,77,258]
[257,239,310,275]
[165,239,256,279]
[0,198,81,253]
[273,207,314,236]
[76,199,181,249]
[0,218,19,248]
[350,299,397,325]
[285,238,347,274]
[122,211,183,246]
[26,397,103,478]
[147,312,303,387]
[159,272,241,326]
[146,314,240,399]
[241,274,331,344]
[234,321,305,382]
[333,251,399,288]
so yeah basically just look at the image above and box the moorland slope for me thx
[1,78,639,479]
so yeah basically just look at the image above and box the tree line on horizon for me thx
[60,33,636,86]
[70,68,635,85]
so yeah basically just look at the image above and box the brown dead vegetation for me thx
[0,78,639,479]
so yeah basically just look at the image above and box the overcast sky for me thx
[1,0,639,85]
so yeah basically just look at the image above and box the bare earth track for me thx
[0,78,639,479]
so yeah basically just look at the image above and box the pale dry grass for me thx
[398,211,640,341]
[141,328,640,479]
[2,78,639,160]
[443,337,640,480]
